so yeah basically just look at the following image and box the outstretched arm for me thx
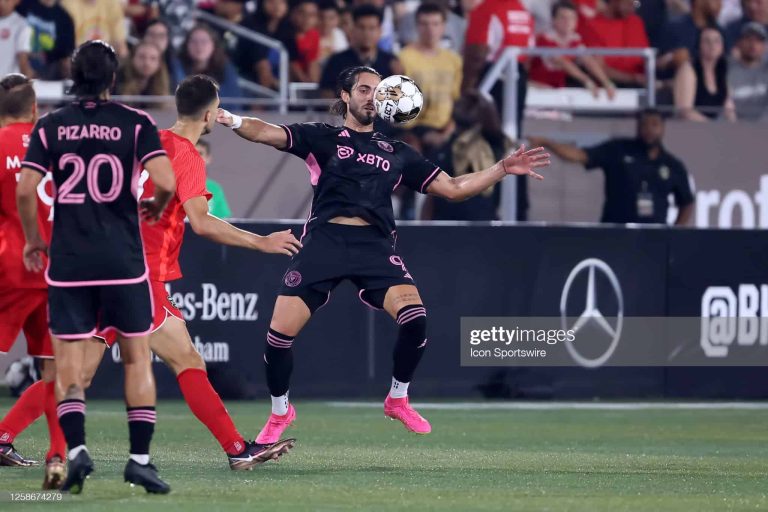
[216,108,289,149]
[183,196,301,256]
[528,136,588,165]
[426,146,550,202]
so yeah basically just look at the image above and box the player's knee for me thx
[172,345,205,374]
[396,304,428,345]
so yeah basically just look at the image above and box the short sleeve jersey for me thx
[22,101,166,285]
[279,123,442,238]
[140,129,211,282]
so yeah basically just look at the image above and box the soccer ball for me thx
[374,75,423,124]
[4,356,37,396]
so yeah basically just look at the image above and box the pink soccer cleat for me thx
[255,404,297,444]
[384,396,431,434]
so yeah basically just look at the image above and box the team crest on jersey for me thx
[337,145,354,159]
[377,141,393,153]
[284,271,302,287]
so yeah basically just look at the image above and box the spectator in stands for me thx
[18,0,73,79]
[288,0,321,83]
[115,41,171,98]
[199,0,246,24]
[319,5,402,98]
[661,0,723,61]
[236,0,296,89]
[143,19,183,87]
[529,1,616,99]
[399,3,462,149]
[124,0,157,36]
[196,139,233,218]
[176,24,242,104]
[461,0,533,221]
[149,0,196,50]
[61,0,128,57]
[636,0,669,49]
[725,0,768,50]
[339,5,354,42]
[727,21,768,119]
[318,1,348,64]
[397,0,467,52]
[529,109,695,225]
[674,26,737,120]
[350,0,405,53]
[421,91,504,221]
[0,0,33,78]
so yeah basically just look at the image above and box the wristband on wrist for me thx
[230,114,243,130]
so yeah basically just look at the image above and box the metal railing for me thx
[191,9,289,114]
[479,46,657,221]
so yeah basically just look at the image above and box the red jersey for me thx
[465,0,534,62]
[529,31,584,88]
[140,129,210,282]
[580,13,649,74]
[0,122,53,290]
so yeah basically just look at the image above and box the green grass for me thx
[1,399,768,511]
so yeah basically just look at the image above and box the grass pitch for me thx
[1,399,767,511]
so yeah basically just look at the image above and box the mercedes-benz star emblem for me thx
[559,258,624,368]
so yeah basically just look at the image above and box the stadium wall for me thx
[85,223,768,400]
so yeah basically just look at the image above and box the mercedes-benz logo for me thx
[559,258,624,368]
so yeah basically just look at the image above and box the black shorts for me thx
[48,280,153,340]
[279,223,415,311]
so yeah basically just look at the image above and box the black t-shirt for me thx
[22,101,166,284]
[584,138,694,224]
[18,0,75,78]
[280,123,442,238]
[319,49,399,93]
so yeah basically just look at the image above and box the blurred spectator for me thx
[399,3,461,148]
[0,0,33,77]
[461,0,533,221]
[149,0,196,50]
[636,0,668,49]
[421,91,504,221]
[319,5,402,98]
[727,21,768,119]
[289,0,321,83]
[725,0,768,50]
[674,26,737,120]
[339,5,353,41]
[719,0,743,25]
[176,24,242,105]
[661,0,722,61]
[196,139,232,218]
[142,19,183,87]
[115,41,170,97]
[529,1,616,98]
[17,0,73,79]
[198,0,246,24]
[124,0,157,36]
[529,109,695,225]
[351,0,404,53]
[318,0,348,64]
[521,0,554,29]
[61,0,128,57]
[236,0,296,88]
[397,0,467,52]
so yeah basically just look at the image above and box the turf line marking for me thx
[325,401,768,411]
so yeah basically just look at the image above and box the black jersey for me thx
[279,123,442,238]
[22,100,167,285]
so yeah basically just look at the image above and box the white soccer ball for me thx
[5,359,31,388]
[374,75,424,124]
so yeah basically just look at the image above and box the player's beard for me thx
[349,101,376,126]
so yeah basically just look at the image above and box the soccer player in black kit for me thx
[216,66,549,441]
[16,41,176,494]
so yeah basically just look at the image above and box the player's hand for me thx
[140,197,166,224]
[500,144,550,181]
[255,229,302,256]
[22,237,47,273]
[216,108,235,127]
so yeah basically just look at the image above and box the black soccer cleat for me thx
[227,438,296,471]
[0,443,39,467]
[60,450,94,494]
[124,459,171,494]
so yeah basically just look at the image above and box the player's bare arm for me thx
[183,196,301,255]
[141,155,176,223]
[426,146,550,202]
[16,167,46,272]
[216,108,288,149]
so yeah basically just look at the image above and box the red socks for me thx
[0,380,46,444]
[177,368,246,455]
[44,381,66,460]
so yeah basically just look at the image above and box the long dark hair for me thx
[68,40,119,98]
[179,24,230,84]
[115,42,170,96]
[329,66,381,118]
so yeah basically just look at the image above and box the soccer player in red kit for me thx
[82,74,302,470]
[0,73,68,489]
